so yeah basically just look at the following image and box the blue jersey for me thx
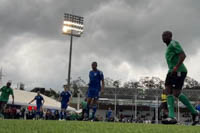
[196,105,200,111]
[106,110,112,118]
[88,70,104,90]
[60,91,71,104]
[35,95,44,106]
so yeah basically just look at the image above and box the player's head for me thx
[37,91,40,95]
[91,61,97,70]
[84,98,87,101]
[63,84,69,91]
[162,31,172,45]
[6,81,12,87]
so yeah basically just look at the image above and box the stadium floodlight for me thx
[62,13,84,37]
[62,13,84,89]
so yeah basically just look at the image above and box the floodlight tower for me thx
[0,68,5,87]
[62,13,84,89]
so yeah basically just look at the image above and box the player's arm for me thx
[100,71,104,92]
[12,94,14,104]
[59,96,62,102]
[173,52,186,73]
[101,79,105,92]
[68,97,71,105]
[42,97,45,105]
[59,93,62,102]
[172,42,186,73]
[10,89,14,104]
[29,98,35,104]
[68,95,72,105]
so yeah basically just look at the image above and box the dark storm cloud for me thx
[0,0,108,44]
[76,0,200,68]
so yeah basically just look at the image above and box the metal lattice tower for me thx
[0,68,5,86]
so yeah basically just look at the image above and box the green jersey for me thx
[0,86,13,102]
[165,40,187,73]
[81,101,87,109]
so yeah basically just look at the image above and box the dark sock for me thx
[86,104,90,118]
[59,111,64,119]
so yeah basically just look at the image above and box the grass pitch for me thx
[0,120,199,133]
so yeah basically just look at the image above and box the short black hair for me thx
[92,61,97,65]
[162,31,172,38]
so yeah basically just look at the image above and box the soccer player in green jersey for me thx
[161,31,199,125]
[0,81,14,117]
[80,98,87,120]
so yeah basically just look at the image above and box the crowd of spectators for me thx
[1,105,81,120]
[2,104,198,125]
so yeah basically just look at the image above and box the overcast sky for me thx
[0,0,200,91]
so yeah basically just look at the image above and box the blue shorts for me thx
[61,103,68,110]
[87,89,100,99]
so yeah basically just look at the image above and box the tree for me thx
[30,87,59,100]
[138,77,164,89]
[184,76,200,89]
[123,81,140,89]
[104,77,114,88]
[71,77,87,97]
[113,80,121,88]
[49,88,59,99]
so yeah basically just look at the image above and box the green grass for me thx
[0,120,199,133]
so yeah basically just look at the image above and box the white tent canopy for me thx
[6,89,81,113]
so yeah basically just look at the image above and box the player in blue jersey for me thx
[196,100,200,112]
[106,107,113,121]
[29,91,45,119]
[59,86,71,120]
[86,61,104,120]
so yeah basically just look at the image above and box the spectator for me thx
[81,98,87,120]
[106,107,113,122]
[195,100,200,112]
